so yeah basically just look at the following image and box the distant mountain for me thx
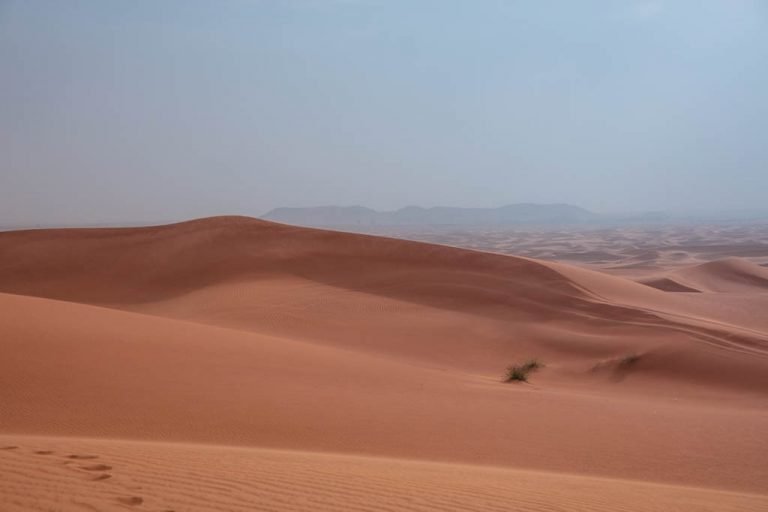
[262,204,599,227]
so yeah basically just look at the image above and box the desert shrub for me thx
[504,359,543,383]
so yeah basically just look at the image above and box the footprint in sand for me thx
[0,446,19,450]
[57,455,150,506]
[35,450,54,455]
[116,496,144,506]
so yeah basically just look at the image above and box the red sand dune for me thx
[1,217,767,511]
[641,257,768,294]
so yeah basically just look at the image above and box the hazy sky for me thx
[2,0,767,225]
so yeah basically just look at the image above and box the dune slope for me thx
[3,291,767,491]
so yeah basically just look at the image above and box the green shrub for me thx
[504,359,543,383]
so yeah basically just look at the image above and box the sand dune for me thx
[637,277,702,293]
[0,216,616,318]
[1,217,767,509]
[2,217,766,387]
[642,257,768,293]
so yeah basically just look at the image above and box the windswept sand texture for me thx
[1,217,767,511]
[3,436,767,512]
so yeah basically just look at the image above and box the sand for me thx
[1,216,767,511]
[3,436,767,512]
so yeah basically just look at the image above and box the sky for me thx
[1,0,767,225]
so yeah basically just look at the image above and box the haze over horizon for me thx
[2,0,767,225]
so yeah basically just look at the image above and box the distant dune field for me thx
[1,217,767,511]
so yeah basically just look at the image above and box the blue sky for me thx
[1,0,767,224]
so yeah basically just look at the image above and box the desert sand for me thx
[1,216,767,511]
